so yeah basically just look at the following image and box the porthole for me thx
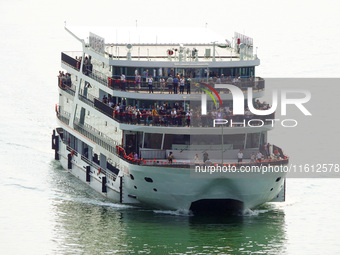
[144,177,153,183]
[153,188,157,192]
[275,177,281,182]
[130,174,135,180]
[134,186,137,189]
[270,188,273,191]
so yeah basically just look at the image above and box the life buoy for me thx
[55,104,58,113]
[71,150,74,156]
[98,168,101,174]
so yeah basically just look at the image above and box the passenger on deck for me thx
[250,152,255,163]
[186,77,191,94]
[238,150,243,163]
[120,73,126,91]
[203,152,209,163]
[168,152,173,163]
[256,151,263,162]
[136,74,141,92]
[194,154,199,166]
[166,75,173,94]
[185,110,191,127]
[173,76,179,94]
[148,75,153,93]
[159,77,165,93]
[151,107,158,125]
[179,76,185,94]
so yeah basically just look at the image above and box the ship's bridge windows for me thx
[110,66,255,81]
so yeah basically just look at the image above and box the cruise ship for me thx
[52,26,289,214]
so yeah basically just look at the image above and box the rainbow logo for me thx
[195,83,223,108]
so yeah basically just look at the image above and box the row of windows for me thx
[112,66,255,79]
[142,133,263,150]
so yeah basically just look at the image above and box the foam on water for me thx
[153,209,193,216]
[242,208,270,217]
[52,194,135,209]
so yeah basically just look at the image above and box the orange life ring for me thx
[98,168,101,174]
[55,104,58,113]
[71,150,74,156]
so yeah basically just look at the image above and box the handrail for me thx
[73,121,117,155]
[92,97,275,128]
[83,67,264,94]
[65,145,117,181]
[60,52,264,93]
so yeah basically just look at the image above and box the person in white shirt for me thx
[250,152,255,163]
[179,77,185,94]
[120,73,126,91]
[237,150,243,163]
[170,108,177,125]
[159,77,165,93]
[148,75,153,93]
[256,151,263,162]
[194,154,199,166]
[186,110,192,127]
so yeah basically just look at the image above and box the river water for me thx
[1,1,340,254]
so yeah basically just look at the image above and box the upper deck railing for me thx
[88,68,265,94]
[87,95,275,128]
[61,52,265,94]
[116,144,289,168]
[61,52,81,71]
[57,73,271,129]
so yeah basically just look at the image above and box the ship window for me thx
[126,67,136,77]
[246,133,260,148]
[144,133,162,149]
[190,134,245,150]
[163,134,190,150]
[144,177,153,183]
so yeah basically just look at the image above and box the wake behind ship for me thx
[52,26,289,215]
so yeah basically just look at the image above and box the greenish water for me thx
[48,164,287,255]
